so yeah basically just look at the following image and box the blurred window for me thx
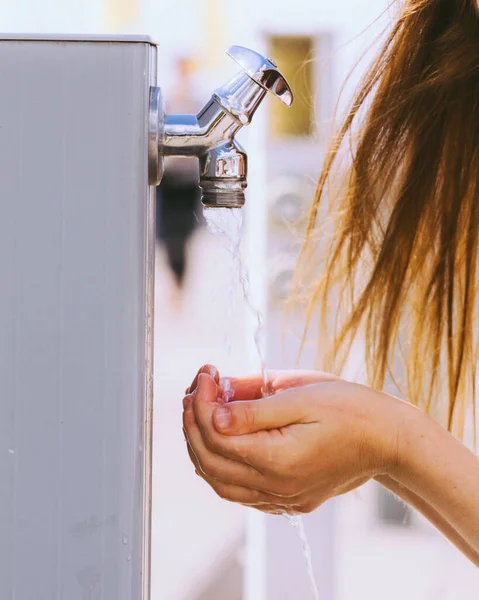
[268,35,314,138]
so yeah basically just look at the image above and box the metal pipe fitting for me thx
[199,140,247,208]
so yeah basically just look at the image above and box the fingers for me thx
[212,387,315,436]
[185,440,295,511]
[272,370,340,392]
[217,370,340,400]
[183,391,265,489]
[187,368,340,399]
[186,364,220,395]
[225,373,278,400]
[192,460,287,507]
[186,442,303,515]
[192,373,269,466]
[251,506,286,515]
[204,479,292,510]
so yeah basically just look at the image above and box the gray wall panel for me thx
[0,39,156,600]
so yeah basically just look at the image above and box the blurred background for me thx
[2,0,479,598]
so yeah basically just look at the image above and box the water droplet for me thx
[220,377,235,403]
[7,449,14,455]
[122,535,129,545]
[126,554,132,562]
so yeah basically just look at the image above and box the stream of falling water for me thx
[203,208,271,393]
[284,514,320,600]
[203,207,319,600]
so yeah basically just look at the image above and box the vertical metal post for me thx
[0,35,157,600]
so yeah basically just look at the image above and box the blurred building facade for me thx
[1,1,479,599]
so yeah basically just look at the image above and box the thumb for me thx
[213,389,312,435]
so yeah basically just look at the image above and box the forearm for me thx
[386,400,479,564]
[375,474,479,566]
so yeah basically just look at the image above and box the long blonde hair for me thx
[299,0,479,441]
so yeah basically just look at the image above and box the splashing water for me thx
[204,207,319,599]
[221,376,235,403]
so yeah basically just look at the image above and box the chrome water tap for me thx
[148,45,293,208]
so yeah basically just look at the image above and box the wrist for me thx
[380,393,433,480]
[358,385,418,477]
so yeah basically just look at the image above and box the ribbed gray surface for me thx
[0,39,155,599]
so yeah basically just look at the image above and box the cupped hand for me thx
[182,366,400,514]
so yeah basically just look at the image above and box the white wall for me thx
[0,0,104,32]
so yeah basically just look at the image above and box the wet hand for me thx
[182,366,401,514]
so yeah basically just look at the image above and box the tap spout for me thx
[199,140,247,209]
